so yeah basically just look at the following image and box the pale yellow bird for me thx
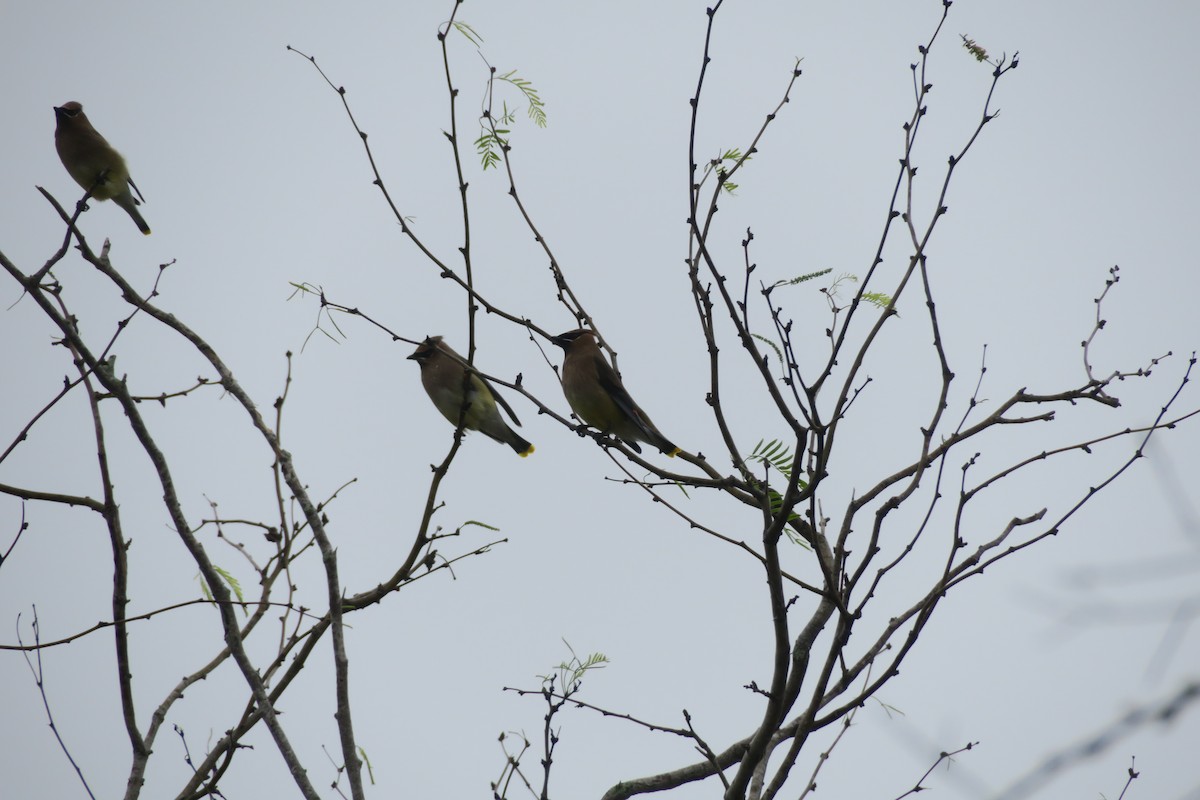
[54,101,150,235]
[408,337,534,457]
[552,329,680,457]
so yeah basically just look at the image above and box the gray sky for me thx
[2,2,1198,799]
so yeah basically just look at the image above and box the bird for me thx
[408,336,534,457]
[551,329,680,457]
[54,101,151,235]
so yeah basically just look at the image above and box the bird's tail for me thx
[507,432,535,458]
[648,431,680,458]
[113,191,151,235]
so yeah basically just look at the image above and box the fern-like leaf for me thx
[861,291,893,310]
[750,333,783,362]
[197,566,247,616]
[474,130,505,170]
[358,746,376,785]
[750,438,794,478]
[215,565,246,615]
[498,70,547,127]
[770,267,833,289]
[748,441,813,547]
[452,21,484,47]
[538,640,610,690]
[495,99,517,126]
[960,34,990,63]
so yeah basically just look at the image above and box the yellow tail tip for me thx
[519,444,535,458]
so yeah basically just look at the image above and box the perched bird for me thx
[552,329,680,457]
[408,336,534,457]
[54,101,151,235]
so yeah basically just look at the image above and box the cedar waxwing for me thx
[54,101,151,235]
[552,329,680,457]
[408,336,535,457]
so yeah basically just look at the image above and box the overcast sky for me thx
[2,2,1198,799]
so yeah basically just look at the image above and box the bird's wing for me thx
[594,356,655,435]
[127,176,146,204]
[443,347,523,427]
[484,375,523,427]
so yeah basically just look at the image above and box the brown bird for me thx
[54,101,151,235]
[552,329,680,457]
[408,336,534,457]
